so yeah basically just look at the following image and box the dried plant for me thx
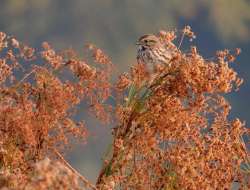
[0,32,111,189]
[96,27,249,189]
[0,27,249,190]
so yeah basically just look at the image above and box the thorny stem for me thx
[53,148,97,190]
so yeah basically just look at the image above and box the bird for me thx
[136,34,173,67]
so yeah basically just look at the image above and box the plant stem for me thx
[53,148,97,190]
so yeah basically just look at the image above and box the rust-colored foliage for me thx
[0,32,111,189]
[97,27,249,189]
[0,27,249,190]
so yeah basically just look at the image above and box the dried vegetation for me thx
[0,28,249,189]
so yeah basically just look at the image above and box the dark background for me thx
[0,0,249,183]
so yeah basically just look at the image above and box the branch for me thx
[53,148,97,190]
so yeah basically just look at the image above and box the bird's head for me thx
[136,34,160,49]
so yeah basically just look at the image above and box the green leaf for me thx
[126,83,137,106]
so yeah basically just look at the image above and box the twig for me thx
[14,68,36,88]
[53,148,97,190]
[178,32,185,50]
[133,144,136,169]
[149,70,178,90]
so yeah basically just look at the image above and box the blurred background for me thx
[0,0,249,183]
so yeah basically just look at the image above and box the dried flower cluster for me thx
[23,158,82,190]
[0,27,249,190]
[97,28,249,189]
[0,32,112,189]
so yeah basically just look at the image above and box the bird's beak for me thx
[136,41,140,45]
